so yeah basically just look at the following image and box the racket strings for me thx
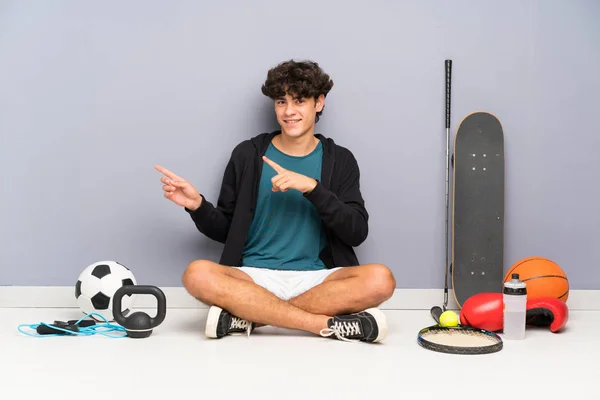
[423,329,500,347]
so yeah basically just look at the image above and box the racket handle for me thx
[430,306,443,324]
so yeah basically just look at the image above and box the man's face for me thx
[274,93,324,138]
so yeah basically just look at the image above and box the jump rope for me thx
[18,312,127,338]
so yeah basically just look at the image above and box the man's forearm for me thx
[304,181,368,247]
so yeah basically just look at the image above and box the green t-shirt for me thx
[241,141,326,271]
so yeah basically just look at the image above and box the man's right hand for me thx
[155,165,203,211]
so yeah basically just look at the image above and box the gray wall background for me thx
[1,0,598,289]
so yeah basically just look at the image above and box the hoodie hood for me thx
[250,131,336,159]
[250,130,336,190]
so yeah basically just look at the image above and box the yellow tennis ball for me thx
[439,311,459,327]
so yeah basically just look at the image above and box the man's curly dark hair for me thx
[261,60,334,122]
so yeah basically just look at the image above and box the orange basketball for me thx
[504,256,569,302]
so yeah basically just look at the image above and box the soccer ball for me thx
[75,260,137,321]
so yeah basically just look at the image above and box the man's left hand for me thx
[262,156,317,194]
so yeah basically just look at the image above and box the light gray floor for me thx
[1,307,596,399]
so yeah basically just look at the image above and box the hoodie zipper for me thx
[250,135,268,216]
[321,139,336,267]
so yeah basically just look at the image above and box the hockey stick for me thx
[430,59,452,324]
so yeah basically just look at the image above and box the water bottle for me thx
[503,273,527,340]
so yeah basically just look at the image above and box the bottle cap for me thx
[503,273,527,295]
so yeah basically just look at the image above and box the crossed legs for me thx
[181,260,396,337]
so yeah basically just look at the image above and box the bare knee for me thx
[363,264,396,303]
[182,260,220,302]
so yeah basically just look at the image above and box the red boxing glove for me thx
[526,297,568,333]
[459,292,503,332]
[459,293,569,333]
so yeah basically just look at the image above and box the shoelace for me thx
[230,317,253,337]
[320,320,362,342]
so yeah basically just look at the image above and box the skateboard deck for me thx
[451,111,505,308]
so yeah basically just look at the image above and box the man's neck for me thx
[273,131,319,157]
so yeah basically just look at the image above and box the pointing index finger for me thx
[155,165,182,181]
[262,156,285,174]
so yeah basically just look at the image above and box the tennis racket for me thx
[418,325,503,355]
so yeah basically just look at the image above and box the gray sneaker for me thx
[205,306,254,339]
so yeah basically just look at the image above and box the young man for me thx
[155,60,396,343]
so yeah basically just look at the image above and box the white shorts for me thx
[233,266,343,301]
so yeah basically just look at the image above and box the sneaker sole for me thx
[365,307,388,343]
[205,305,223,339]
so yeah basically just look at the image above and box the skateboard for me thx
[451,111,505,308]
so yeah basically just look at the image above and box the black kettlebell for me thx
[112,285,166,338]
